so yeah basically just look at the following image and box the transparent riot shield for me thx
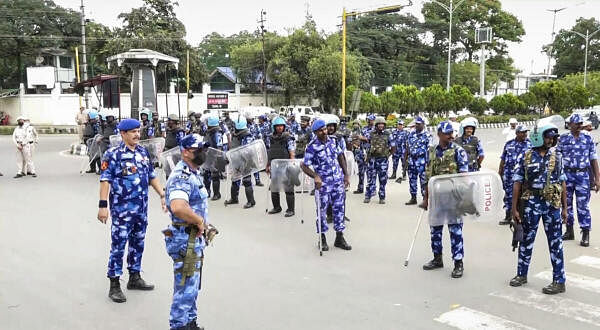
[109,134,122,147]
[537,115,565,129]
[344,150,356,183]
[201,147,227,173]
[427,170,504,226]
[270,159,305,193]
[226,139,268,181]
[80,134,104,174]
[139,137,165,167]
[160,147,181,180]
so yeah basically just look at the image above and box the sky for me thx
[55,0,600,75]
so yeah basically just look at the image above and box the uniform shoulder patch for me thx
[101,161,109,171]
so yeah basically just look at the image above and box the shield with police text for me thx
[226,139,268,181]
[160,146,181,180]
[201,147,228,173]
[270,159,311,192]
[427,169,504,226]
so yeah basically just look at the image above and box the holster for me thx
[174,226,202,286]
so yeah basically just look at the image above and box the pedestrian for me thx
[420,121,469,278]
[364,116,395,204]
[390,119,408,182]
[300,119,351,251]
[164,133,212,330]
[509,123,567,294]
[97,118,166,303]
[224,116,256,208]
[12,116,34,178]
[405,116,432,205]
[455,117,484,172]
[76,106,88,144]
[498,125,532,225]
[353,115,375,194]
[165,114,185,150]
[294,115,314,159]
[557,114,600,247]
[266,116,296,217]
[503,118,518,142]
[258,115,271,148]
[203,116,224,200]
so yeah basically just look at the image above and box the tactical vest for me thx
[369,131,390,158]
[426,145,458,180]
[102,123,116,138]
[83,122,95,138]
[205,127,221,149]
[522,149,562,208]
[455,135,479,168]
[268,133,291,161]
[295,130,311,156]
[230,129,250,149]
[140,122,150,140]
[165,127,183,149]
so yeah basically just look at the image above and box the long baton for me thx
[404,208,426,267]
[315,188,323,256]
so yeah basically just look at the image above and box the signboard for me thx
[207,93,229,109]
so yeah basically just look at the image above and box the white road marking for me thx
[571,255,600,270]
[434,306,535,330]
[490,288,600,327]
[536,270,600,294]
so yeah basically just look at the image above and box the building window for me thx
[59,56,72,69]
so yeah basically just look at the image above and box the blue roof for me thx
[210,67,237,83]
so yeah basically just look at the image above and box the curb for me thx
[425,121,536,132]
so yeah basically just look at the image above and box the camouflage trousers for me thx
[430,223,464,260]
[391,149,405,174]
[316,184,346,233]
[107,203,148,278]
[408,163,426,197]
[164,226,204,329]
[354,148,367,191]
[565,171,592,229]
[366,157,388,200]
[517,197,565,283]
[502,170,515,212]
[254,172,261,184]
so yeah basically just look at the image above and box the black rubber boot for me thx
[562,225,575,240]
[334,232,352,250]
[284,193,295,217]
[186,319,204,330]
[395,177,402,183]
[255,181,264,187]
[509,275,528,287]
[321,234,329,251]
[13,173,25,178]
[224,198,238,205]
[499,210,511,225]
[379,199,386,204]
[581,229,590,247]
[542,281,566,295]
[423,254,443,270]
[405,195,417,205]
[353,188,363,194]
[268,192,282,214]
[127,272,154,291]
[108,277,126,303]
[210,179,221,200]
[224,185,239,205]
[389,171,396,180]
[363,198,370,203]
[451,260,464,278]
[243,186,255,209]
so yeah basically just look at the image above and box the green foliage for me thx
[359,92,381,113]
[421,84,451,115]
[449,61,498,94]
[448,84,473,112]
[559,71,600,106]
[489,93,525,115]
[518,92,540,111]
[551,18,600,78]
[469,97,488,115]
[529,80,574,113]
[379,84,424,114]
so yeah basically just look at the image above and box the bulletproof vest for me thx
[140,121,150,140]
[206,126,221,149]
[102,122,117,139]
[268,133,291,161]
[230,129,250,149]
[522,149,562,208]
[369,131,390,158]
[455,135,479,168]
[295,129,311,155]
[426,145,458,179]
[332,133,345,149]
[153,121,163,135]
[165,127,183,149]
[83,122,95,138]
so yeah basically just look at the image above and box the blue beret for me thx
[516,125,529,132]
[367,114,376,121]
[117,118,140,131]
[180,134,207,149]
[570,114,583,124]
[414,116,425,124]
[311,119,326,132]
[437,121,454,134]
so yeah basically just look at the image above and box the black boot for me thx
[395,177,402,183]
[320,233,329,251]
[210,178,221,200]
[353,188,363,194]
[225,184,239,206]
[224,198,238,206]
[581,229,590,247]
[451,260,464,278]
[562,225,574,240]
[499,210,511,225]
[423,254,443,270]
[127,272,154,291]
[334,231,352,250]
[542,281,566,295]
[255,181,264,187]
[509,275,528,287]
[186,319,204,330]
[389,171,396,180]
[284,192,295,217]
[243,186,255,209]
[108,277,126,303]
[405,195,417,205]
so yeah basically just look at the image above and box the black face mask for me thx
[192,149,206,166]
[18,122,23,127]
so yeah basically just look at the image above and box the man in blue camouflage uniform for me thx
[455,117,484,172]
[509,124,568,295]
[258,115,271,148]
[365,117,395,204]
[288,115,300,135]
[389,119,408,182]
[97,118,166,303]
[353,115,375,194]
[219,118,232,152]
[204,116,224,200]
[420,121,469,278]
[185,112,196,134]
[164,134,212,330]
[498,125,532,225]
[405,116,432,205]
[301,119,352,251]
[557,114,600,246]
[247,115,264,186]
[224,116,257,208]
[325,115,350,222]
[266,117,297,217]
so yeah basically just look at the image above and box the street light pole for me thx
[342,8,347,116]
[431,0,466,91]
[80,0,89,107]
[566,28,600,87]
[545,7,567,81]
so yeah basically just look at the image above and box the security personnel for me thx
[192,113,205,135]
[83,111,101,174]
[455,117,484,172]
[258,115,271,148]
[224,117,256,208]
[390,119,408,181]
[300,119,351,251]
[97,118,166,303]
[165,114,185,150]
[325,115,350,222]
[99,111,119,152]
[185,112,196,134]
[152,115,165,138]
[12,116,32,178]
[405,116,432,205]
[498,125,532,225]
[354,115,375,194]
[23,116,38,177]
[510,124,567,295]
[288,114,300,135]
[365,117,395,204]
[295,115,313,159]
[247,114,264,186]
[266,116,296,217]
[420,121,469,278]
[219,118,232,152]
[350,120,366,194]
[557,114,600,246]
[204,116,224,200]
[164,133,211,330]
[140,109,154,140]
[448,113,460,136]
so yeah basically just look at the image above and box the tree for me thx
[421,84,451,115]
[529,80,573,113]
[551,18,600,78]
[448,61,500,94]
[560,71,600,106]
[448,84,473,112]
[489,93,525,115]
[469,97,488,115]
[518,91,540,112]
[359,92,381,114]
[571,84,591,109]
[197,31,257,72]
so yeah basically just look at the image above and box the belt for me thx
[172,222,194,234]
[564,167,587,172]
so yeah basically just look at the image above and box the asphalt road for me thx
[1,127,600,330]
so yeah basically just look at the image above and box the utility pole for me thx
[480,44,486,97]
[431,0,466,91]
[545,7,567,81]
[259,10,267,107]
[566,28,600,87]
[80,0,89,107]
